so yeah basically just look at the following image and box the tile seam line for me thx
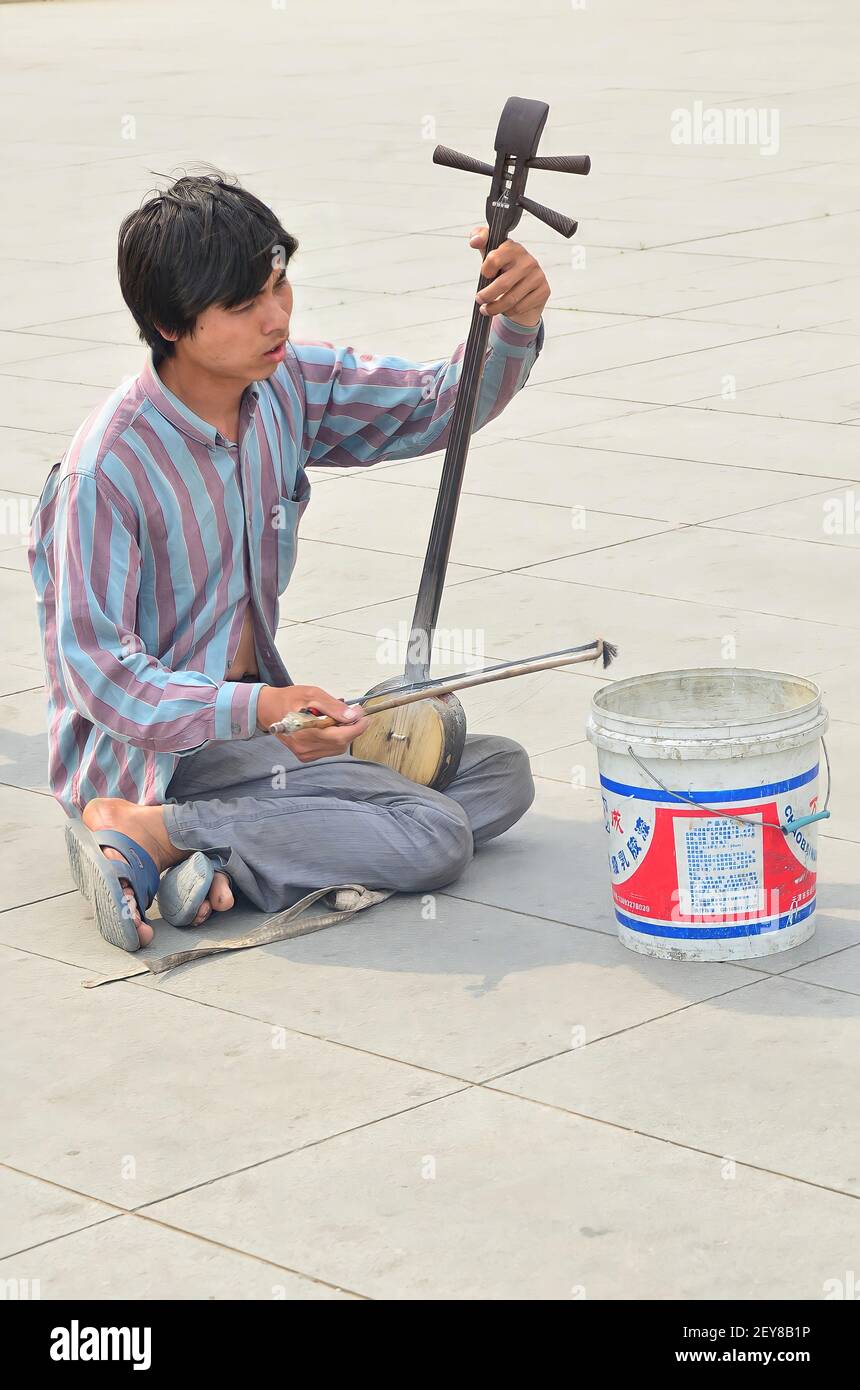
[646,206,860,251]
[116,1082,860,1216]
[699,522,860,553]
[674,401,860,426]
[278,568,503,624]
[0,944,471,1088]
[357,465,858,503]
[126,975,477,1087]
[475,1085,860,1204]
[0,339,121,372]
[293,562,860,635]
[127,1209,372,1299]
[659,269,855,316]
[503,568,860,633]
[0,1211,124,1263]
[83,941,796,1078]
[479,975,768,1083]
[504,524,693,574]
[343,476,677,526]
[530,393,848,426]
[522,434,860,487]
[0,888,76,915]
[439,879,860,950]
[589,269,851,318]
[130,1084,474,1215]
[691,485,853,528]
[294,528,679,570]
[548,355,860,403]
[536,323,816,385]
[0,686,44,698]
[279,620,609,681]
[0,1193,369,1299]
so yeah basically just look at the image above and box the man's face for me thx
[174,265,293,382]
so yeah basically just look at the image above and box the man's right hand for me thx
[256,684,372,762]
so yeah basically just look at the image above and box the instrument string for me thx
[394,190,512,776]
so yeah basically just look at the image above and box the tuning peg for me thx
[518,194,578,239]
[527,154,591,175]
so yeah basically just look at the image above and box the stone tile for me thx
[529,739,592,783]
[811,663,860,727]
[702,485,860,545]
[0,425,68,495]
[0,373,107,434]
[544,332,860,407]
[475,388,658,444]
[0,1214,355,1299]
[496,975,860,1195]
[292,292,483,341]
[2,343,149,389]
[523,526,860,629]
[300,475,673,570]
[450,777,616,933]
[0,1169,114,1260]
[0,783,69,911]
[281,537,492,623]
[553,258,844,319]
[0,684,49,792]
[694,365,860,424]
[0,665,42,700]
[819,719,860,843]
[679,211,860,266]
[534,404,860,479]
[380,438,841,525]
[529,317,767,388]
[146,894,762,1083]
[21,312,143,347]
[786,943,860,995]
[0,946,463,1207]
[0,570,45,672]
[144,1086,860,1299]
[314,568,859,681]
[0,331,106,369]
[673,277,860,332]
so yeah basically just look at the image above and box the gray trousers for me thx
[162,733,535,913]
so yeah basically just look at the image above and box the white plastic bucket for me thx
[585,668,829,961]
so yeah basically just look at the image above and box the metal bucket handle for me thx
[624,737,832,835]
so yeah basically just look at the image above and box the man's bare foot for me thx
[81,798,233,946]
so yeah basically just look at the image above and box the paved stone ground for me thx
[1,0,859,1300]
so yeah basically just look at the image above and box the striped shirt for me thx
[28,313,545,816]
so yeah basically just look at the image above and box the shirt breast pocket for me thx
[271,494,302,593]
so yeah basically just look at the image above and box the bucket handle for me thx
[623,736,832,836]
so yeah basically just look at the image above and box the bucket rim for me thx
[590,666,822,732]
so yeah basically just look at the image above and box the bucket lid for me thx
[587,667,826,750]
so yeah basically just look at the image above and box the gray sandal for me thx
[157,851,231,928]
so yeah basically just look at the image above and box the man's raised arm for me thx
[288,310,544,472]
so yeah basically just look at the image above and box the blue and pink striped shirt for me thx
[28,314,545,815]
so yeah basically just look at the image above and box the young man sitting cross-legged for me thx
[28,173,550,952]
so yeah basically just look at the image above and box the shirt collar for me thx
[140,354,261,449]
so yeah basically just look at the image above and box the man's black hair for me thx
[118,171,299,364]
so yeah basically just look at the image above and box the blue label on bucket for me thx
[599,764,818,804]
[601,767,820,941]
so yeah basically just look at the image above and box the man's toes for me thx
[135,915,154,948]
[102,849,153,947]
[209,872,234,912]
[193,900,212,927]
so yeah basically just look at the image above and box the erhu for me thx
[270,97,612,786]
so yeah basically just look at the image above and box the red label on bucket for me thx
[601,769,819,939]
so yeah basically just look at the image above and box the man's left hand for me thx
[469,225,550,328]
